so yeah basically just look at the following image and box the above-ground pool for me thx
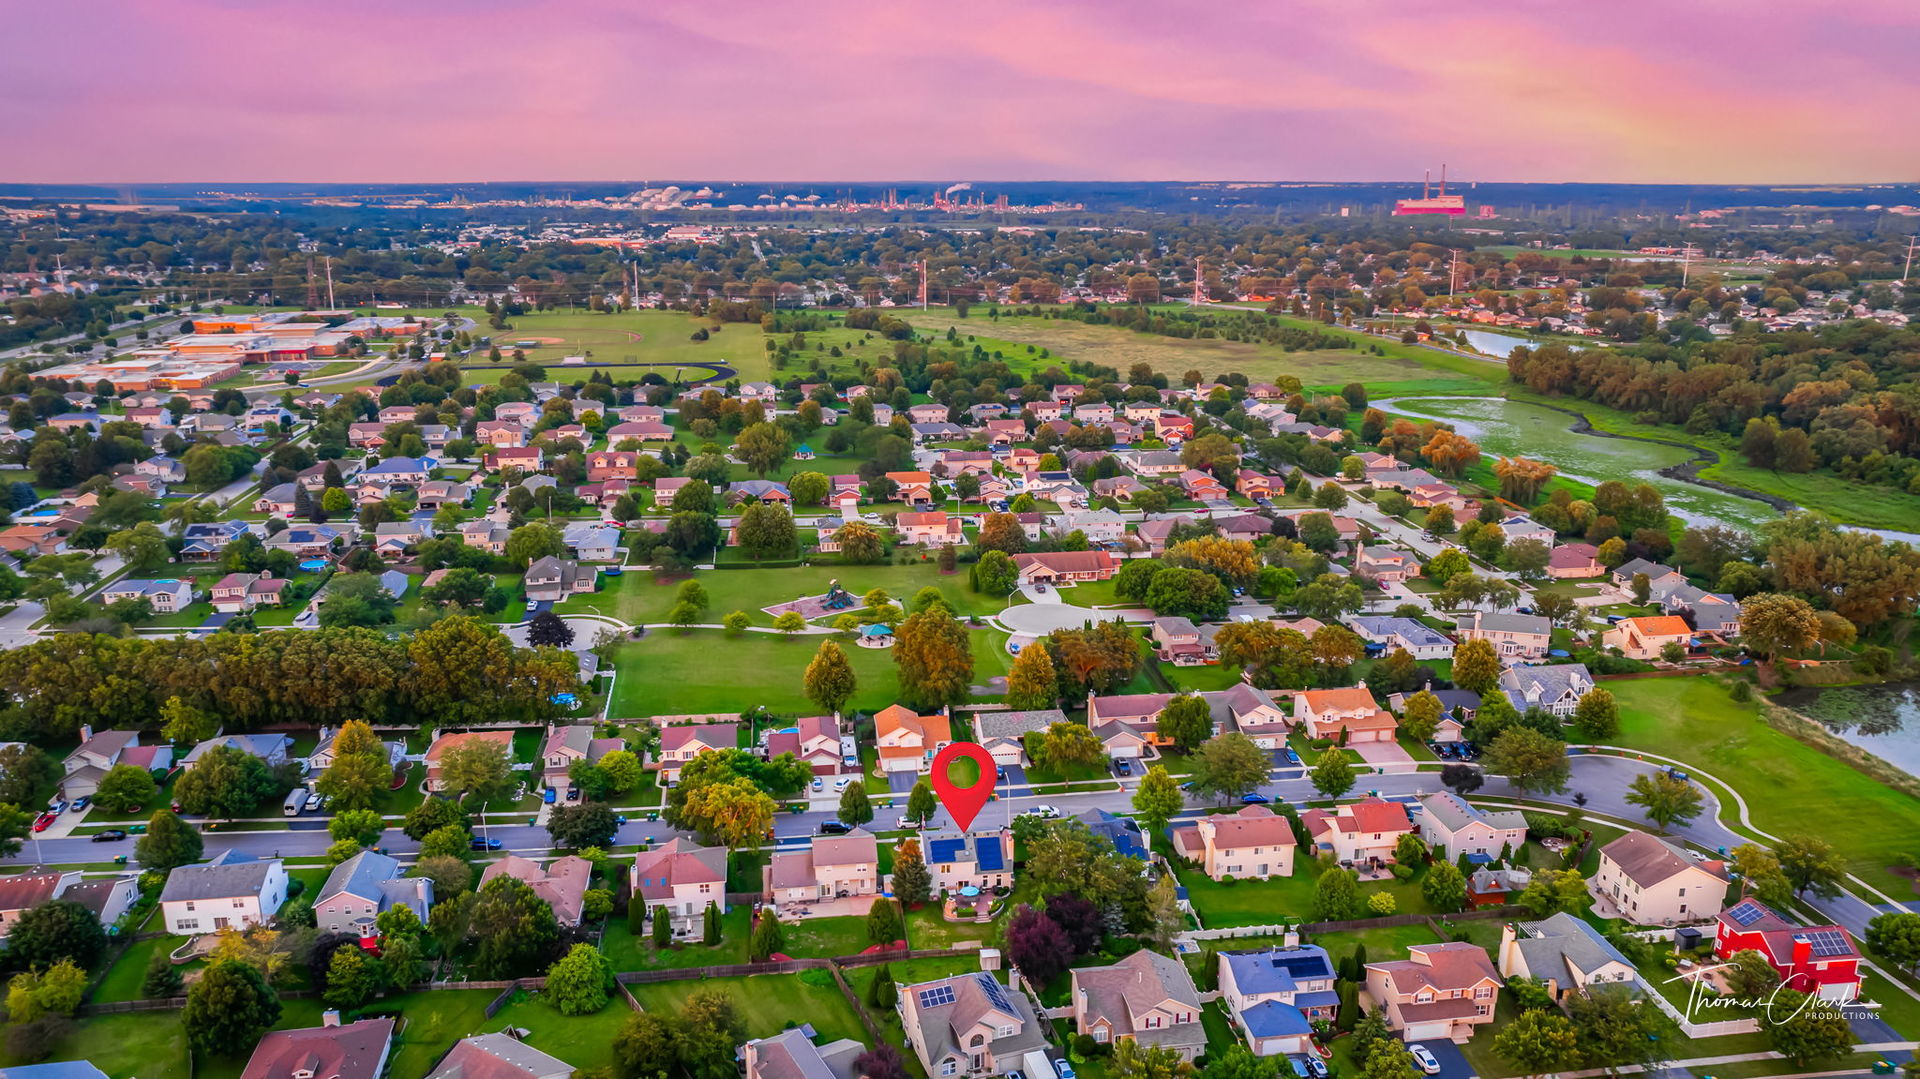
[299,559,330,571]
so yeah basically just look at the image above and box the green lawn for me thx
[0,1009,191,1079]
[610,629,904,717]
[483,993,634,1074]
[780,914,883,958]
[1161,663,1247,693]
[1605,678,1920,893]
[363,989,499,1079]
[625,972,869,1045]
[558,562,1007,629]
[1173,862,1435,928]
[94,931,191,1003]
[601,905,752,969]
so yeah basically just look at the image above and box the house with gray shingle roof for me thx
[159,850,287,934]
[1496,662,1594,717]
[971,709,1068,766]
[1071,949,1207,1059]
[1496,911,1639,1002]
[315,850,432,937]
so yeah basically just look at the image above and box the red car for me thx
[31,812,57,833]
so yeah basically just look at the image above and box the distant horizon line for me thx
[4,178,1915,190]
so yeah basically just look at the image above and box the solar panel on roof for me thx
[917,984,956,1009]
[929,839,967,863]
[974,837,1007,872]
[1725,900,1768,926]
[1804,930,1852,957]
[976,973,1016,1013]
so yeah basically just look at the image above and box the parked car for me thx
[1242,792,1272,805]
[469,836,503,851]
[1283,746,1302,765]
[46,799,66,814]
[1114,760,1132,777]
[1299,1055,1329,1079]
[32,812,56,832]
[304,791,323,812]
[833,777,853,791]
[542,788,558,804]
[565,787,581,802]
[90,829,128,842]
[1055,1061,1076,1079]
[819,821,853,835]
[1026,804,1060,819]
[70,796,91,812]
[811,778,825,792]
[895,815,923,830]
[1409,1046,1441,1075]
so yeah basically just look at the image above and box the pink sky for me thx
[5,0,1918,184]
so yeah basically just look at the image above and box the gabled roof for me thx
[1601,830,1727,888]
[159,850,279,903]
[427,1033,573,1079]
[1514,911,1636,980]
[240,1018,395,1079]
[318,850,404,906]
[1224,944,1337,996]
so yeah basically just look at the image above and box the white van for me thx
[284,788,311,816]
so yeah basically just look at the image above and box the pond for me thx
[1774,683,1920,775]
[1455,329,1536,358]
[1372,396,1779,531]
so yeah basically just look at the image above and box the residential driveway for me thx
[1353,741,1417,772]
[1000,765,1028,790]
[885,771,919,794]
[199,612,236,632]
[1407,1038,1472,1079]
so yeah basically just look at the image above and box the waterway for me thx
[1454,329,1535,358]
[1371,395,1779,531]
[1775,683,1920,776]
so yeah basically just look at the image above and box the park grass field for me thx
[902,306,1504,395]
[558,562,1006,629]
[610,628,903,716]
[1607,678,1920,894]
[624,973,870,1046]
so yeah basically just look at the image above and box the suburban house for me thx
[764,714,846,775]
[1547,543,1602,578]
[159,850,288,935]
[59,875,141,929]
[1048,508,1127,545]
[209,572,290,613]
[179,519,252,560]
[656,723,739,784]
[1356,547,1418,584]
[875,705,952,775]
[923,830,1014,894]
[60,728,171,800]
[427,1034,573,1079]
[1713,898,1863,1003]
[971,709,1068,768]
[1363,942,1504,1042]
[897,511,966,546]
[1497,514,1555,545]
[181,733,293,771]
[743,1028,867,1079]
[1604,615,1695,659]
[524,555,597,602]
[898,972,1048,1079]
[239,1017,395,1079]
[1348,616,1454,661]
[1416,793,1529,860]
[1170,805,1296,881]
[1292,686,1397,743]
[561,523,621,562]
[423,730,514,792]
[630,839,729,938]
[886,471,936,504]
[1461,612,1552,660]
[1010,551,1117,585]
[1496,912,1639,1003]
[1086,693,1176,759]
[1219,942,1340,1057]
[1070,949,1207,1060]
[314,851,432,939]
[1213,683,1293,749]
[539,723,625,790]
[478,855,592,926]
[1299,797,1415,865]
[0,872,80,938]
[1497,663,1595,717]
[1150,617,1220,665]
[765,828,881,914]
[1591,831,1730,925]
[1077,808,1149,860]
[99,578,193,614]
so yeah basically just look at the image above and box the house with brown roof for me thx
[1150,617,1218,665]
[1547,542,1602,578]
[60,875,141,929]
[766,829,880,914]
[875,705,951,775]
[1299,797,1415,865]
[539,723,625,790]
[631,839,730,937]
[1604,615,1694,660]
[423,730,514,793]
[240,1016,395,1079]
[1011,550,1117,585]
[743,1028,867,1079]
[897,510,966,546]
[0,871,81,938]
[427,1033,574,1079]
[1070,949,1207,1060]
[1086,693,1175,759]
[765,714,844,775]
[60,728,171,800]
[655,723,739,784]
[478,854,592,926]
[1591,831,1729,925]
[1363,942,1504,1042]
[1356,547,1418,584]
[1170,805,1296,881]
[209,572,290,613]
[524,555,595,602]
[1292,686,1396,743]
[1461,611,1552,660]
[898,972,1048,1079]
[885,471,935,504]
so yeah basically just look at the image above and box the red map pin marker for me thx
[929,741,996,832]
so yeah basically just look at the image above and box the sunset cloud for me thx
[2,0,1915,183]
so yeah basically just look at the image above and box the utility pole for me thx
[1192,257,1205,305]
[1682,243,1697,289]
[324,256,336,309]
[1905,235,1917,283]
[306,257,317,309]
[1448,249,1461,300]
